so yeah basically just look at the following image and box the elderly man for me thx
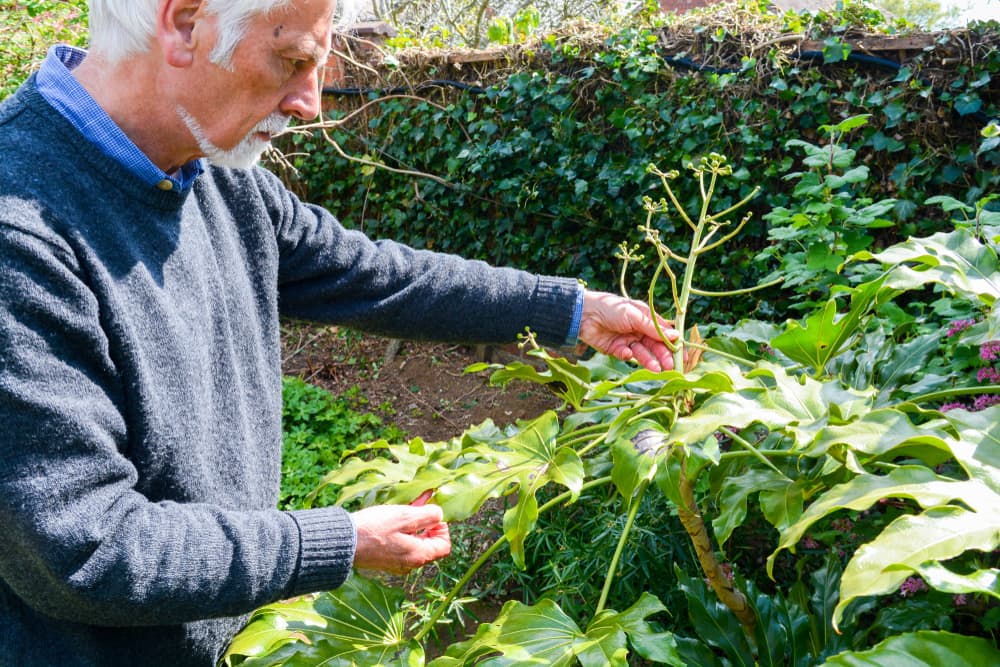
[0,0,676,664]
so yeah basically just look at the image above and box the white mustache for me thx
[254,113,290,139]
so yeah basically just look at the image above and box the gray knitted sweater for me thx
[0,77,577,666]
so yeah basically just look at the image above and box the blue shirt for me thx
[33,45,584,341]
[36,45,202,192]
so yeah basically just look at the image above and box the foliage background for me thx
[289,1,999,323]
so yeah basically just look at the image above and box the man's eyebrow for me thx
[279,39,329,65]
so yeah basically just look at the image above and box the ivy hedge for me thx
[284,2,1000,322]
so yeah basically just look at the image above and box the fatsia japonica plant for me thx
[222,151,1000,666]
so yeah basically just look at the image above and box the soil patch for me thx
[280,321,563,442]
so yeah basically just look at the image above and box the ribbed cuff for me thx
[529,276,580,346]
[285,507,357,596]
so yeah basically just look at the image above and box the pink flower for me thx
[973,394,1000,411]
[831,517,854,533]
[980,341,1000,361]
[899,576,927,597]
[977,367,1000,384]
[947,319,976,337]
[939,402,968,412]
[801,535,821,550]
[953,594,969,607]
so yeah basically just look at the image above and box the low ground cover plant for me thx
[225,138,1000,665]
[279,376,402,510]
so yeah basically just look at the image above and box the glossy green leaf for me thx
[667,362,828,447]
[940,406,1000,492]
[834,507,1000,629]
[804,407,953,463]
[222,574,420,667]
[770,467,998,577]
[502,487,538,570]
[326,412,583,539]
[820,630,1000,666]
[430,599,580,666]
[853,231,1000,307]
[610,421,669,504]
[488,355,592,408]
[595,593,684,665]
[675,567,754,667]
[714,468,788,546]
[771,278,883,374]
[582,593,683,667]
[893,561,1000,601]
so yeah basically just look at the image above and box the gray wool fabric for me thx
[0,77,578,666]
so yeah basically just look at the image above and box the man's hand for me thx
[351,504,451,575]
[577,289,678,372]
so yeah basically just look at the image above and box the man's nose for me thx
[280,67,323,121]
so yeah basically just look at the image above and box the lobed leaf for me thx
[852,231,1000,307]
[769,467,999,578]
[222,574,419,666]
[833,507,1000,630]
[820,630,1000,666]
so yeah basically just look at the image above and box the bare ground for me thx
[280,321,564,442]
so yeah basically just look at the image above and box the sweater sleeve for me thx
[252,169,580,347]
[0,211,352,627]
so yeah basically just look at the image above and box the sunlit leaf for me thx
[769,467,999,578]
[834,507,1000,630]
[804,407,953,464]
[583,593,684,667]
[771,278,884,374]
[891,561,1000,602]
[820,630,1000,666]
[852,231,1000,307]
[610,421,670,504]
[431,599,581,666]
[222,574,420,666]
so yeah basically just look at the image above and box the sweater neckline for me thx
[17,76,195,212]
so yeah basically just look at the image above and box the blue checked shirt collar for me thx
[36,45,202,192]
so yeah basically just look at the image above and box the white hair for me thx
[88,0,294,67]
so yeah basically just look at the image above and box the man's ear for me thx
[159,0,205,68]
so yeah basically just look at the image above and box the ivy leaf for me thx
[222,574,420,667]
[820,631,1000,666]
[954,93,983,116]
[833,507,1000,630]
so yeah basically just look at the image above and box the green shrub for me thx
[0,1,88,100]
[280,376,402,510]
[287,5,1000,324]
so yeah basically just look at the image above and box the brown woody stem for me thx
[675,455,757,637]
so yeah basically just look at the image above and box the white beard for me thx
[177,106,289,169]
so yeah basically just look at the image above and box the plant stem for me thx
[726,430,794,481]
[908,384,1000,405]
[595,480,648,616]
[413,477,615,643]
[674,455,757,637]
